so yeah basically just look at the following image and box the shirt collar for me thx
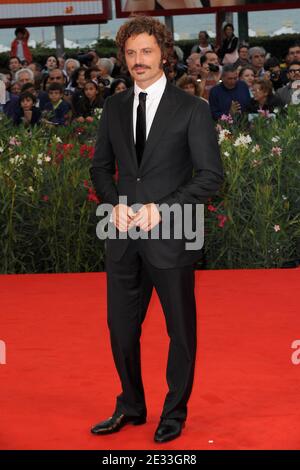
[134,73,167,100]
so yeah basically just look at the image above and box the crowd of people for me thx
[0,25,300,127]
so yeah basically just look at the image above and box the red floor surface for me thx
[0,269,300,450]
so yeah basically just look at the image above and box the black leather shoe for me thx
[91,412,146,435]
[154,418,185,443]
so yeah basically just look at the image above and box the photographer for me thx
[264,57,287,91]
[198,51,222,100]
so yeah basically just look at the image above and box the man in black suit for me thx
[90,15,223,443]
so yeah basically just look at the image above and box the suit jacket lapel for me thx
[120,88,137,170]
[140,83,179,171]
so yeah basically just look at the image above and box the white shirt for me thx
[133,73,167,143]
[16,40,25,62]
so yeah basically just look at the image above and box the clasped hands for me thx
[111,203,161,232]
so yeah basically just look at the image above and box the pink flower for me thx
[208,204,217,212]
[217,214,228,228]
[271,146,282,156]
[9,137,21,146]
[274,224,281,232]
[220,114,233,124]
[42,195,49,202]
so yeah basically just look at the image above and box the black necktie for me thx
[136,92,147,167]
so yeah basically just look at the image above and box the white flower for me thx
[53,136,62,143]
[251,144,260,153]
[233,134,252,147]
[94,108,103,119]
[274,225,281,232]
[0,146,4,153]
[223,151,230,157]
[28,186,34,193]
[282,195,288,200]
[33,167,42,177]
[37,153,44,165]
[271,136,280,143]
[218,129,231,144]
[9,154,22,165]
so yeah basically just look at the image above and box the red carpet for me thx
[0,269,299,450]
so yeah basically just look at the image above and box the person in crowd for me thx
[285,42,300,66]
[239,65,256,95]
[234,44,250,68]
[42,56,59,77]
[20,82,50,110]
[249,47,266,77]
[45,68,67,90]
[219,23,239,65]
[264,57,287,90]
[10,27,32,64]
[85,66,101,82]
[8,56,22,79]
[164,64,177,84]
[186,53,201,80]
[275,61,300,106]
[13,91,41,127]
[42,83,70,126]
[28,62,42,84]
[97,58,114,85]
[209,63,251,120]
[70,67,88,112]
[64,59,80,84]
[9,81,21,96]
[14,68,34,87]
[0,69,12,89]
[73,80,103,122]
[0,76,5,112]
[246,78,283,114]
[198,52,222,100]
[110,78,128,95]
[167,47,187,81]
[281,43,300,83]
[191,30,214,56]
[57,56,65,70]
[177,75,201,97]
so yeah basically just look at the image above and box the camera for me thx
[208,63,219,73]
[98,77,110,87]
[270,71,280,80]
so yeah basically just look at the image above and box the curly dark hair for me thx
[115,15,171,67]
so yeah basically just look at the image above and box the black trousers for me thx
[106,238,197,422]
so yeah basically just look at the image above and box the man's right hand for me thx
[112,204,135,232]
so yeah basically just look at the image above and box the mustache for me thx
[132,64,151,70]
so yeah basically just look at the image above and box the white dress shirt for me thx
[133,73,167,143]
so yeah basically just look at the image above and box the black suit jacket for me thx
[90,82,223,268]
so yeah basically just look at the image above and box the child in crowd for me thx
[73,80,103,123]
[42,83,71,126]
[13,91,41,126]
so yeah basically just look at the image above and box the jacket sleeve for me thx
[90,98,119,206]
[155,99,223,206]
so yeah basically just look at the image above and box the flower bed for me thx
[0,106,299,273]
